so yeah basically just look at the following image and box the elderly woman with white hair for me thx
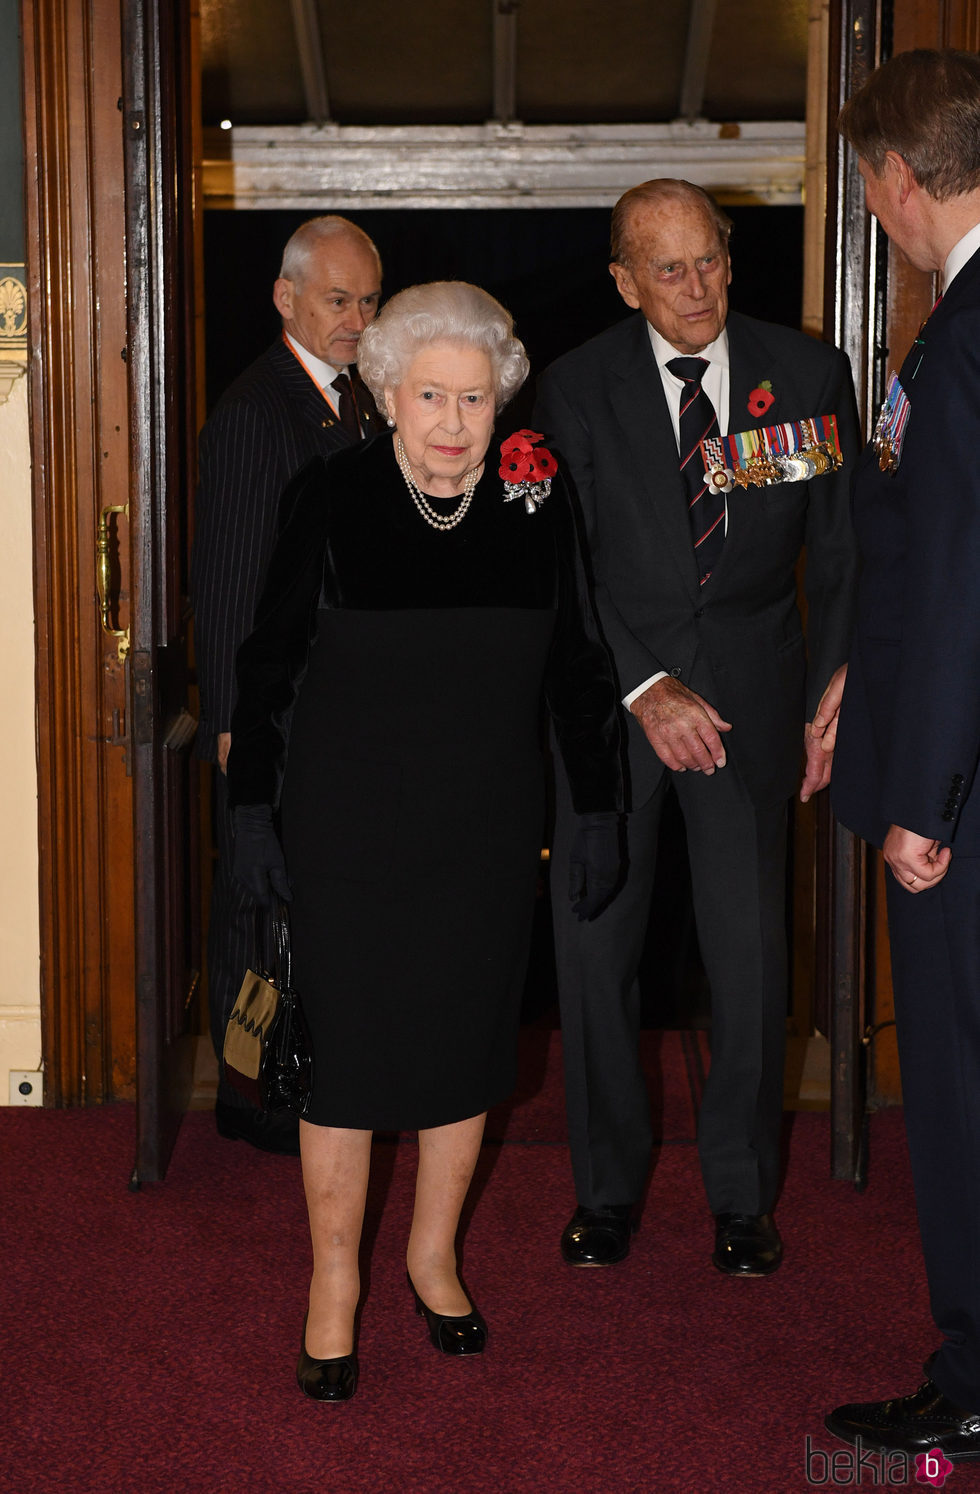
[227,280,623,1402]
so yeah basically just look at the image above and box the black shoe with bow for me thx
[560,1205,636,1266]
[296,1315,358,1403]
[825,1379,980,1460]
[712,1212,783,1276]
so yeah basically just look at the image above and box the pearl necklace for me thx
[396,437,481,531]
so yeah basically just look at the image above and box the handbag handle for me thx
[255,896,292,990]
[271,895,292,992]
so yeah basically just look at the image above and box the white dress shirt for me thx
[943,221,980,292]
[284,332,348,421]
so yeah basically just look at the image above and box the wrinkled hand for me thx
[800,664,847,803]
[232,804,292,906]
[568,813,623,921]
[217,732,232,774]
[629,676,731,774]
[883,824,951,893]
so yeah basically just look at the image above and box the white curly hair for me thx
[357,281,529,413]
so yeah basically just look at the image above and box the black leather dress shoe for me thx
[825,1378,980,1460]
[296,1315,358,1402]
[408,1274,487,1355]
[560,1205,635,1266]
[215,1100,300,1156]
[712,1212,783,1276]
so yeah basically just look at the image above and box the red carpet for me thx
[3,1028,962,1493]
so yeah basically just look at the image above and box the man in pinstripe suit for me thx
[192,215,383,1153]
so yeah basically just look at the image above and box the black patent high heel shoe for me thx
[296,1312,358,1402]
[407,1272,488,1356]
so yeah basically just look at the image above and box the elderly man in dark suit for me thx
[191,215,382,1153]
[536,179,859,1275]
[826,50,980,1463]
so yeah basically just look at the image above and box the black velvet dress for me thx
[228,433,622,1130]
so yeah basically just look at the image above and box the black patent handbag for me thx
[222,897,313,1114]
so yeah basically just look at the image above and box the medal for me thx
[704,464,734,495]
[872,373,910,475]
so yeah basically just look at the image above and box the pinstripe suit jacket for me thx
[191,335,381,760]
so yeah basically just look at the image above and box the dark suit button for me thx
[694,608,704,619]
[670,667,681,678]
[942,811,955,821]
[953,774,965,784]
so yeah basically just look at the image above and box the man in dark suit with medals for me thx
[191,215,382,1153]
[536,179,859,1274]
[826,50,980,1463]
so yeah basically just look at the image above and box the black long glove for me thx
[231,804,292,907]
[568,812,623,922]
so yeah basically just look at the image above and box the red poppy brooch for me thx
[499,430,557,513]
[747,381,775,418]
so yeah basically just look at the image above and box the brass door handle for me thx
[96,503,130,660]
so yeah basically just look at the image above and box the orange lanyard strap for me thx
[281,332,340,416]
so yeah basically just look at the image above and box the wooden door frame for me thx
[23,0,199,1148]
[823,0,890,1183]
[124,0,199,1183]
[22,0,137,1106]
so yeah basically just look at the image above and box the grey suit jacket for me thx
[191,336,380,760]
[535,309,860,809]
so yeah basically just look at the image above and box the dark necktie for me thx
[666,355,723,585]
[330,371,360,438]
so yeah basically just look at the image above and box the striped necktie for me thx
[667,355,723,585]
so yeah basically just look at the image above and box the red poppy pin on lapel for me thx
[747,381,775,418]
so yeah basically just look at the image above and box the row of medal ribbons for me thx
[701,414,843,495]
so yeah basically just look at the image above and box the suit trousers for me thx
[884,857,980,1409]
[552,754,788,1215]
[208,768,260,1110]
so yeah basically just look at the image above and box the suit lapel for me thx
[608,317,701,599]
[267,338,343,435]
[728,314,774,439]
[899,244,980,383]
[352,370,382,435]
[268,337,381,444]
[713,313,784,585]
